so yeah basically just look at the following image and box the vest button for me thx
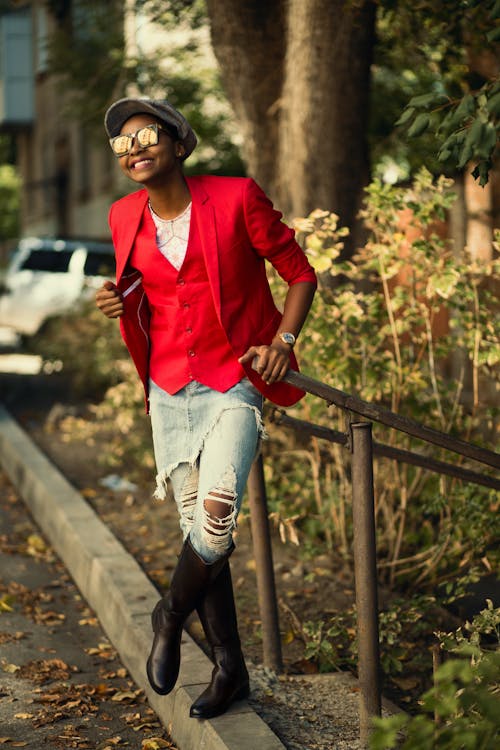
[189,350,196,357]
[178,278,185,285]
[186,327,192,334]
[183,302,190,309]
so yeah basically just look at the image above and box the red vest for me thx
[130,206,244,393]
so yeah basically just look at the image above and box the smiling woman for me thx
[95,96,317,719]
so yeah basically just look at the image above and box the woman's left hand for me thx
[238,341,291,385]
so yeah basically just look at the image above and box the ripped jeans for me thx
[149,378,264,564]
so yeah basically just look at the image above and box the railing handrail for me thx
[271,408,500,491]
[282,369,500,470]
[248,365,498,745]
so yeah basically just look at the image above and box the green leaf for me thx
[407,92,448,109]
[486,26,500,43]
[491,0,500,19]
[471,160,491,186]
[454,93,476,122]
[476,122,497,160]
[407,113,430,137]
[487,90,500,116]
[437,148,451,161]
[395,106,416,126]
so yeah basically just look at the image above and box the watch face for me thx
[280,332,296,345]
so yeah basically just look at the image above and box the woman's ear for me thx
[176,143,186,158]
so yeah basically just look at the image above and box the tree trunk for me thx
[278,0,375,231]
[206,0,376,254]
[205,0,286,195]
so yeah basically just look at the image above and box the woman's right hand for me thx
[95,280,124,318]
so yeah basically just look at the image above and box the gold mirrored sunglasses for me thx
[109,123,169,157]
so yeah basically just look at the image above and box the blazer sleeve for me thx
[242,178,317,287]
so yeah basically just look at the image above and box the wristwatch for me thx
[277,332,296,347]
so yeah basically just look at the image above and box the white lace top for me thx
[149,201,192,271]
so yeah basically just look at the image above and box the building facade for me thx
[0,0,131,241]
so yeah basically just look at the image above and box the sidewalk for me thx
[0,470,177,748]
[0,403,286,750]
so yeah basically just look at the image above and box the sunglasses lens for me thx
[111,134,132,156]
[136,125,158,148]
[110,124,159,156]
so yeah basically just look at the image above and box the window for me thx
[21,249,73,273]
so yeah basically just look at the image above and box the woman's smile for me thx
[130,156,155,171]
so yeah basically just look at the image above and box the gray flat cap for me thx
[104,97,197,160]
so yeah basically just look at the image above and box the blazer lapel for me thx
[187,176,222,319]
[114,190,149,282]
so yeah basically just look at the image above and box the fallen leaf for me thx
[14,713,33,719]
[78,617,98,626]
[0,631,25,643]
[0,595,15,613]
[111,689,141,702]
[141,740,174,750]
[2,663,20,673]
[282,629,295,645]
[16,657,76,684]
[26,534,48,554]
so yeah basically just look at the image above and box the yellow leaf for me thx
[282,630,295,645]
[2,663,20,673]
[26,534,47,553]
[0,595,14,613]
[141,740,172,750]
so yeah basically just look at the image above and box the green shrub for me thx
[370,602,500,749]
[265,168,499,591]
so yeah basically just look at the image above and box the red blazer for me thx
[109,175,317,408]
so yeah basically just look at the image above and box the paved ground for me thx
[0,470,177,750]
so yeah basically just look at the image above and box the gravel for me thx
[248,665,366,750]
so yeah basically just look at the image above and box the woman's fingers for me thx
[95,282,124,318]
[239,345,290,384]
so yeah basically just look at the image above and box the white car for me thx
[0,237,115,339]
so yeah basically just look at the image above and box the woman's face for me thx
[115,114,185,186]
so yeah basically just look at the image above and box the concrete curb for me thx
[0,404,286,750]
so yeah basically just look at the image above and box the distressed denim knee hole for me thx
[202,465,237,553]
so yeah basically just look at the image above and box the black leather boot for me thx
[146,538,230,695]
[190,562,250,718]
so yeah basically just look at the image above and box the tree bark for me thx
[205,0,286,195]
[278,0,375,243]
[206,0,376,254]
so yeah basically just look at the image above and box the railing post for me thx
[350,421,381,747]
[247,454,283,673]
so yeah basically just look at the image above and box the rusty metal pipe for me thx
[351,421,381,746]
[247,454,283,672]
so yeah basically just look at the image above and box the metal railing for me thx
[246,367,500,748]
